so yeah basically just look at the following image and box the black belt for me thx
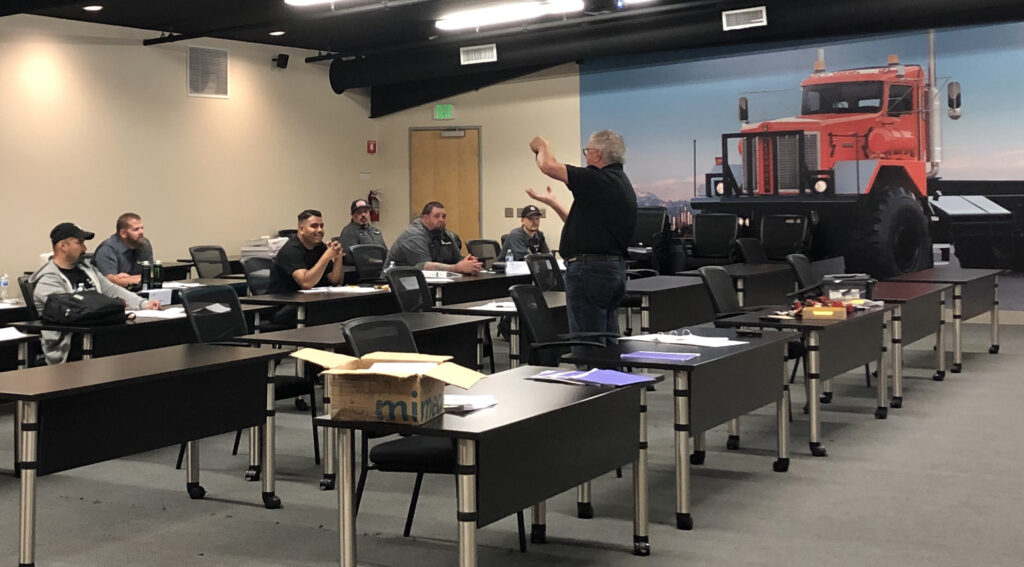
[565,254,624,263]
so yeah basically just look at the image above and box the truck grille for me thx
[746,132,819,194]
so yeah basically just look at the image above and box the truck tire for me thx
[850,187,931,278]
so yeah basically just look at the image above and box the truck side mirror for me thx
[947,81,962,120]
[738,97,749,123]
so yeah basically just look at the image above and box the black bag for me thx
[42,290,127,325]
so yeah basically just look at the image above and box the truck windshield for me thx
[801,81,884,115]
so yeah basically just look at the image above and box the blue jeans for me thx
[565,258,627,350]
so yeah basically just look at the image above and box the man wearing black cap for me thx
[499,204,550,261]
[29,222,159,364]
[337,198,387,264]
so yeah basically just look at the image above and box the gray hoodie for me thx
[28,260,149,365]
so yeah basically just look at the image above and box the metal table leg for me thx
[690,432,706,465]
[875,316,889,419]
[640,296,651,335]
[633,387,650,556]
[674,369,693,529]
[18,401,38,567]
[262,379,280,508]
[510,316,520,368]
[476,325,485,371]
[530,501,547,543]
[889,305,903,411]
[337,428,356,567]
[14,343,28,476]
[990,275,1000,354]
[456,439,478,567]
[185,440,205,499]
[245,426,260,481]
[736,276,745,308]
[82,332,93,360]
[952,284,963,373]
[934,294,947,381]
[806,331,827,457]
[774,352,791,472]
[726,418,740,450]
[576,482,593,518]
[321,350,336,490]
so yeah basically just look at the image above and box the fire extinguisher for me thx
[368,190,382,222]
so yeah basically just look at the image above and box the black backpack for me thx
[42,290,127,326]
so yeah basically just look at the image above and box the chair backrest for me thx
[189,245,231,278]
[692,213,738,258]
[735,237,770,264]
[524,253,565,292]
[761,214,808,260]
[466,239,501,269]
[350,244,388,282]
[697,266,742,315]
[180,285,249,343]
[277,229,298,238]
[340,315,418,356]
[509,284,562,366]
[787,253,819,289]
[18,275,39,320]
[386,267,434,313]
[241,256,273,295]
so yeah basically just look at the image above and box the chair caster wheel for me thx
[773,458,790,473]
[262,492,281,509]
[245,465,261,482]
[875,406,888,419]
[633,537,651,556]
[726,435,740,450]
[809,442,827,457]
[187,482,206,500]
[820,392,833,404]
[889,396,903,409]
[294,397,310,411]
[320,474,336,491]
[690,450,706,465]
[933,370,946,381]
[530,524,547,544]
[577,502,594,519]
[676,512,693,530]
[951,363,962,374]
[990,345,1000,354]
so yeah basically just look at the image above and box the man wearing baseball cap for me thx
[29,222,159,364]
[337,198,387,264]
[499,204,550,261]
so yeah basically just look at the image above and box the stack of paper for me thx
[620,351,699,363]
[619,334,747,347]
[130,307,187,319]
[469,301,516,312]
[240,236,289,259]
[527,368,655,387]
[444,394,498,412]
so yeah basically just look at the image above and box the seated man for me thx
[92,212,154,288]
[385,201,482,274]
[499,204,550,260]
[30,222,159,365]
[269,209,345,295]
[338,198,387,264]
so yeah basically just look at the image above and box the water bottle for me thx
[0,273,8,301]
[505,251,513,264]
[140,261,151,290]
[152,260,163,289]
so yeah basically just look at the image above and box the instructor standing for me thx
[527,130,637,343]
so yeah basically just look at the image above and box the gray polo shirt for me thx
[338,221,387,264]
[385,220,463,269]
[92,234,154,276]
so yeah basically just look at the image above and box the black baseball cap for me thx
[50,222,95,245]
[351,199,371,213]
[521,205,542,218]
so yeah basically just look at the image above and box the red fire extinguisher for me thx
[368,190,382,222]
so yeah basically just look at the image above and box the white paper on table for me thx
[469,301,516,312]
[328,286,380,294]
[444,394,498,412]
[203,303,231,314]
[162,281,203,289]
[0,327,32,342]
[618,334,747,347]
[298,287,333,293]
[367,362,439,374]
[130,307,187,319]
[0,299,25,310]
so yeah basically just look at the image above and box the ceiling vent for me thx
[460,44,498,66]
[722,6,767,31]
[188,46,229,98]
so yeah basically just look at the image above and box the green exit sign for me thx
[434,104,454,120]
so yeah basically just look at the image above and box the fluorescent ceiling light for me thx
[82,5,104,11]
[622,0,657,4]
[269,30,286,36]
[436,0,585,31]
[284,0,340,6]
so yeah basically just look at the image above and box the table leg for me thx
[875,317,888,419]
[934,294,947,381]
[476,325,485,372]
[322,374,336,490]
[726,418,740,450]
[13,341,28,475]
[185,440,205,499]
[736,276,745,308]
[952,284,963,373]
[17,341,27,369]
[82,332,93,360]
[18,401,38,567]
[576,482,593,518]
[673,369,693,530]
[640,296,651,335]
[530,501,547,544]
[262,378,280,509]
[774,353,790,472]
[690,432,706,465]
[990,275,1000,354]
[245,427,260,481]
[807,331,827,457]
[337,428,356,567]
[509,316,520,368]
[633,387,650,556]
[889,305,903,411]
[456,439,478,567]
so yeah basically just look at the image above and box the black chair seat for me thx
[369,436,455,474]
[787,339,805,360]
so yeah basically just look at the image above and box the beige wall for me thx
[0,15,580,301]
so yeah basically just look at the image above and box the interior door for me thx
[409,128,481,245]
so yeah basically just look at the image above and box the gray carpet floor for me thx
[0,319,1022,566]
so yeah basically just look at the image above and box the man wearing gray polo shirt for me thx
[92,212,154,288]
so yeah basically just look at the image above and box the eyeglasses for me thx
[582,147,599,157]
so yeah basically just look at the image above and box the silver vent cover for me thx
[188,46,229,98]
[722,6,767,31]
[460,44,498,66]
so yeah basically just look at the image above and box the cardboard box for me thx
[801,306,847,320]
[292,349,485,425]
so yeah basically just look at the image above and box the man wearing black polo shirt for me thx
[528,130,637,344]
[269,209,345,296]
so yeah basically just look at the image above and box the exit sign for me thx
[434,104,454,120]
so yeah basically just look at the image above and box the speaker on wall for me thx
[273,54,289,69]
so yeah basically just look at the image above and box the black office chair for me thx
[686,213,739,268]
[241,257,273,296]
[189,245,231,278]
[509,284,615,366]
[16,275,45,367]
[277,229,297,238]
[762,214,809,260]
[467,239,501,270]
[343,316,526,550]
[349,244,388,283]
[524,253,564,292]
[175,285,319,469]
[736,238,771,264]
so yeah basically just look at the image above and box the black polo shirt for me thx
[268,236,331,293]
[560,162,638,258]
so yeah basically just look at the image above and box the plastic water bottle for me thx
[152,260,163,289]
[0,273,8,301]
[505,251,513,264]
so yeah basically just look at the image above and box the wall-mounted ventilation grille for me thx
[460,44,498,66]
[188,46,229,98]
[722,6,767,31]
